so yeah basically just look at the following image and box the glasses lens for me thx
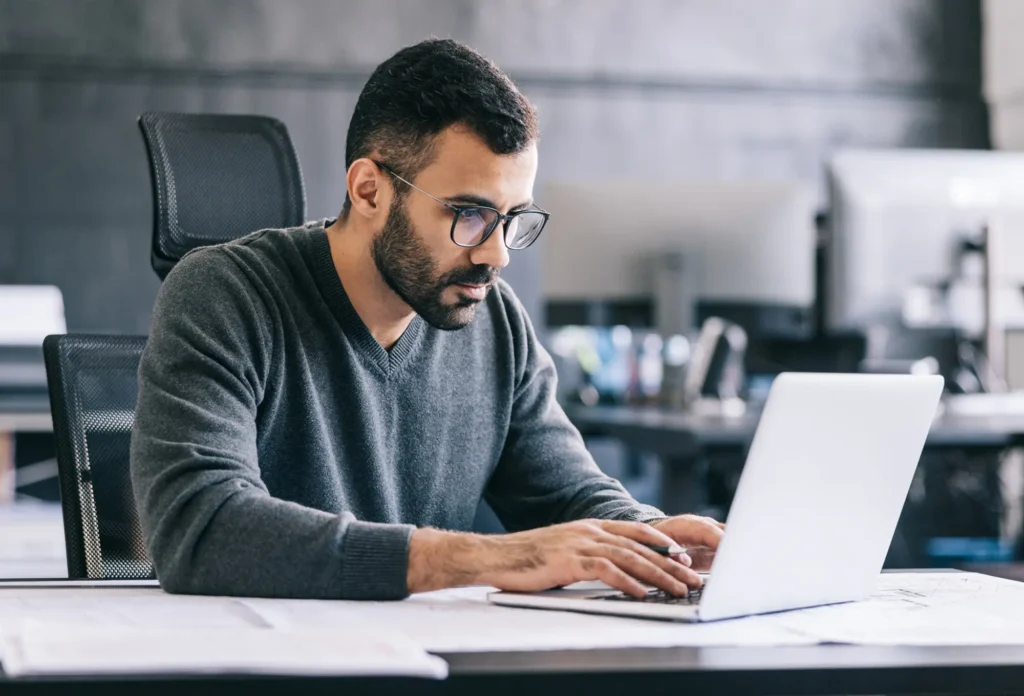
[453,207,500,247]
[506,212,547,250]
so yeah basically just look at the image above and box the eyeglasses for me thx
[373,160,549,250]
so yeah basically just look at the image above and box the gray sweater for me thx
[130,219,665,600]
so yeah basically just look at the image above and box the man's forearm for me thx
[407,527,543,593]
[407,528,493,593]
[407,528,471,593]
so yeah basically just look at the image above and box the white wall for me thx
[984,0,1024,149]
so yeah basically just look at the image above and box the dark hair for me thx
[342,38,538,215]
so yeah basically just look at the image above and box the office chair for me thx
[43,334,153,580]
[138,112,306,280]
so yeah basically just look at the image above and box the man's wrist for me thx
[407,527,492,594]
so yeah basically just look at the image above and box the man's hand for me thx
[407,520,703,598]
[649,515,725,572]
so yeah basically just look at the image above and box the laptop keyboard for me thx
[593,585,704,606]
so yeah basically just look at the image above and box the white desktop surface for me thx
[0,573,1020,656]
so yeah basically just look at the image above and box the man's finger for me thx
[596,519,680,550]
[704,516,726,531]
[600,534,702,587]
[686,545,717,572]
[669,516,725,549]
[581,557,646,598]
[594,545,691,596]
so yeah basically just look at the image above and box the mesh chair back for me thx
[43,335,152,579]
[138,112,306,279]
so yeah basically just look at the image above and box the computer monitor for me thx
[0,285,66,345]
[0,285,66,393]
[542,180,817,336]
[826,149,1024,334]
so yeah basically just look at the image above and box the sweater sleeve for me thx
[130,249,413,600]
[483,284,667,531]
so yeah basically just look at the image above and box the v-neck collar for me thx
[308,220,424,377]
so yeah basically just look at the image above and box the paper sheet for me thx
[1,621,447,678]
[0,588,272,634]
[764,573,1024,646]
[244,573,1024,651]
[242,586,817,652]
[0,587,273,666]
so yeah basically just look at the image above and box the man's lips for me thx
[454,282,489,300]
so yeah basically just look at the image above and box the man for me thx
[131,38,723,601]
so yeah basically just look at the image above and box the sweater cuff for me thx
[339,520,415,600]
[620,505,670,525]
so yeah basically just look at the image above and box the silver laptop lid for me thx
[697,373,943,621]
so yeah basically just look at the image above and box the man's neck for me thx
[325,217,416,351]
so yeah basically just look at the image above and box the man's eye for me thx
[460,208,484,220]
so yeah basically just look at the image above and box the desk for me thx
[565,403,1024,456]
[2,644,1024,695]
[0,502,66,579]
[0,395,52,505]
[566,403,1024,516]
[0,523,1021,694]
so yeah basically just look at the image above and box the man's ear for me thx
[346,158,389,219]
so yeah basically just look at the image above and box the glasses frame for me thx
[372,160,549,250]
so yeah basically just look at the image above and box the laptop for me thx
[489,372,944,622]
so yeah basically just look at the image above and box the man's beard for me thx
[371,197,498,331]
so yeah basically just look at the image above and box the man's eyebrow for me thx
[445,193,535,212]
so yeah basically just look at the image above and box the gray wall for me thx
[984,0,1024,149]
[0,0,987,334]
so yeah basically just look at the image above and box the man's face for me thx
[371,127,538,330]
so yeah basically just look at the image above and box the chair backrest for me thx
[43,334,152,580]
[138,112,306,280]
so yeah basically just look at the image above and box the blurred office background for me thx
[0,0,997,332]
[1,1,1023,576]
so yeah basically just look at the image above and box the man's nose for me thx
[468,224,511,270]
